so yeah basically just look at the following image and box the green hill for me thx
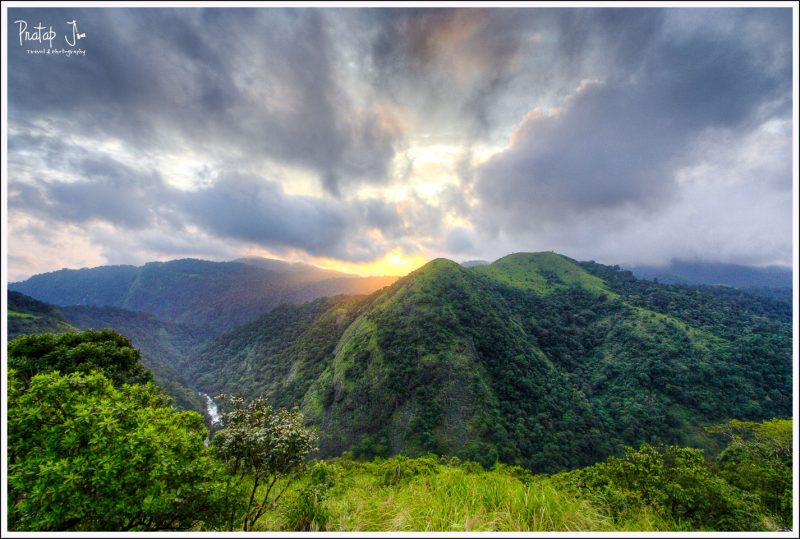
[185,253,792,472]
[472,252,612,295]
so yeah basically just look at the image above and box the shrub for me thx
[556,443,764,530]
[372,454,441,486]
[709,419,792,527]
[211,395,318,531]
[7,370,227,531]
[282,461,337,531]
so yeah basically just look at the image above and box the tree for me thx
[709,418,793,527]
[211,395,318,530]
[7,369,228,531]
[557,443,764,530]
[8,329,152,386]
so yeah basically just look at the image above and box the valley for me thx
[9,252,792,471]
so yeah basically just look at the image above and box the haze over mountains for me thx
[8,252,792,473]
[628,259,792,288]
[9,257,397,332]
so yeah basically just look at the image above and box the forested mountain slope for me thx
[185,253,792,472]
[8,291,76,338]
[7,292,207,414]
[61,305,211,414]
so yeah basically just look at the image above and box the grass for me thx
[8,310,38,319]
[472,252,616,297]
[251,457,683,532]
[630,305,727,351]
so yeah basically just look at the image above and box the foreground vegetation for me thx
[7,329,793,531]
[253,437,792,532]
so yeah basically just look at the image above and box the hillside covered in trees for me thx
[5,328,793,531]
[180,252,792,472]
[8,291,207,414]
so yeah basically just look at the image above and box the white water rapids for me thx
[200,392,221,424]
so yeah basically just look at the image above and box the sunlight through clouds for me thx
[6,7,793,279]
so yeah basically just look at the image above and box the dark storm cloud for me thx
[474,8,793,233]
[358,199,404,232]
[8,8,404,195]
[361,8,671,137]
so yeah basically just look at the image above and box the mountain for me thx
[460,260,489,268]
[628,259,792,290]
[10,257,397,332]
[7,292,207,415]
[8,291,76,339]
[183,252,792,472]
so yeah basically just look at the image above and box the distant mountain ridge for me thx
[460,260,489,268]
[10,257,397,332]
[628,259,792,290]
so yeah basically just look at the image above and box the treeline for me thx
[6,329,793,531]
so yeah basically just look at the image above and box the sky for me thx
[5,6,795,281]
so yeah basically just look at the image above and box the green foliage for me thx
[555,443,764,530]
[282,461,337,530]
[372,454,441,486]
[7,369,227,531]
[709,418,793,526]
[211,395,319,530]
[472,252,612,296]
[180,253,791,473]
[8,291,76,339]
[62,305,209,414]
[8,329,152,387]
[186,295,369,405]
[6,294,207,414]
[257,455,660,531]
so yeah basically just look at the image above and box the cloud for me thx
[180,173,357,259]
[365,8,538,136]
[8,146,417,265]
[444,227,476,255]
[10,157,173,229]
[6,7,793,277]
[8,8,406,195]
[472,8,792,260]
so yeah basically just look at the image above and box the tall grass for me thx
[253,456,683,531]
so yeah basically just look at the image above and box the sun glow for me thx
[313,249,429,277]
